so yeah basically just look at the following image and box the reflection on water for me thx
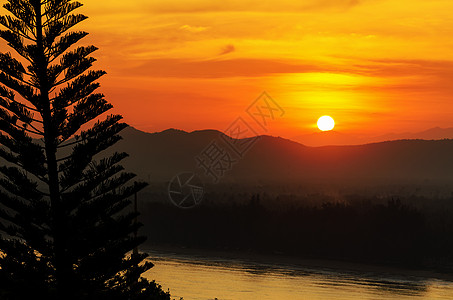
[142,249,453,300]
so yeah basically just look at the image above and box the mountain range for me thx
[292,127,453,147]
[110,127,453,198]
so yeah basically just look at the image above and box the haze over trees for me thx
[0,1,169,299]
[143,195,453,270]
[109,127,453,198]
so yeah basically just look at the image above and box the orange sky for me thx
[75,0,453,142]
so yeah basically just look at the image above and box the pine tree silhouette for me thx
[0,1,170,299]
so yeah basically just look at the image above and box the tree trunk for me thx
[33,2,73,298]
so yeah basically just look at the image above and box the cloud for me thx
[120,58,325,78]
[179,24,208,33]
[353,58,453,79]
[219,44,235,55]
[118,56,453,84]
[146,0,364,13]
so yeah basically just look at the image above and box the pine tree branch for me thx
[3,1,36,36]
[60,152,127,193]
[56,138,83,149]
[48,31,89,63]
[0,102,44,133]
[84,181,147,211]
[50,47,98,87]
[50,71,105,107]
[8,74,40,89]
[55,154,71,163]
[10,121,44,135]
[0,13,36,41]
[85,173,138,203]
[0,165,49,195]
[0,30,33,63]
[58,134,124,190]
[42,1,84,29]
[0,88,40,112]
[0,177,43,202]
[0,73,36,106]
[0,20,36,41]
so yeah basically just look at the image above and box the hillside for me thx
[109,127,453,198]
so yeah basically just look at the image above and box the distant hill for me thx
[293,127,453,146]
[110,127,453,197]
[292,130,357,146]
[373,127,453,142]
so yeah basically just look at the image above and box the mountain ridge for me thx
[127,126,453,147]
[111,126,453,199]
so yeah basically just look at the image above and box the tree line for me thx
[141,195,453,271]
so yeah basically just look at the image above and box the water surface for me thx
[143,249,453,300]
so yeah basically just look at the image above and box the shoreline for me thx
[143,243,453,282]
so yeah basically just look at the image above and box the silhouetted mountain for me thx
[132,127,453,269]
[293,127,453,146]
[373,127,453,142]
[292,130,358,146]
[113,127,453,196]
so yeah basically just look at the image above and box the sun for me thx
[317,115,335,131]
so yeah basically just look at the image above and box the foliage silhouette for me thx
[142,193,453,270]
[0,1,170,299]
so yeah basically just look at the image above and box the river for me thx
[142,248,453,300]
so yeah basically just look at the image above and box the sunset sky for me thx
[77,0,453,143]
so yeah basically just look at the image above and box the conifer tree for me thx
[0,1,170,299]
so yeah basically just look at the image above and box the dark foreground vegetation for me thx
[141,194,453,271]
[0,0,171,299]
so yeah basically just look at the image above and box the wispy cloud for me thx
[179,24,208,33]
[145,0,364,13]
[81,0,453,137]
[219,44,235,55]
[120,58,325,78]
